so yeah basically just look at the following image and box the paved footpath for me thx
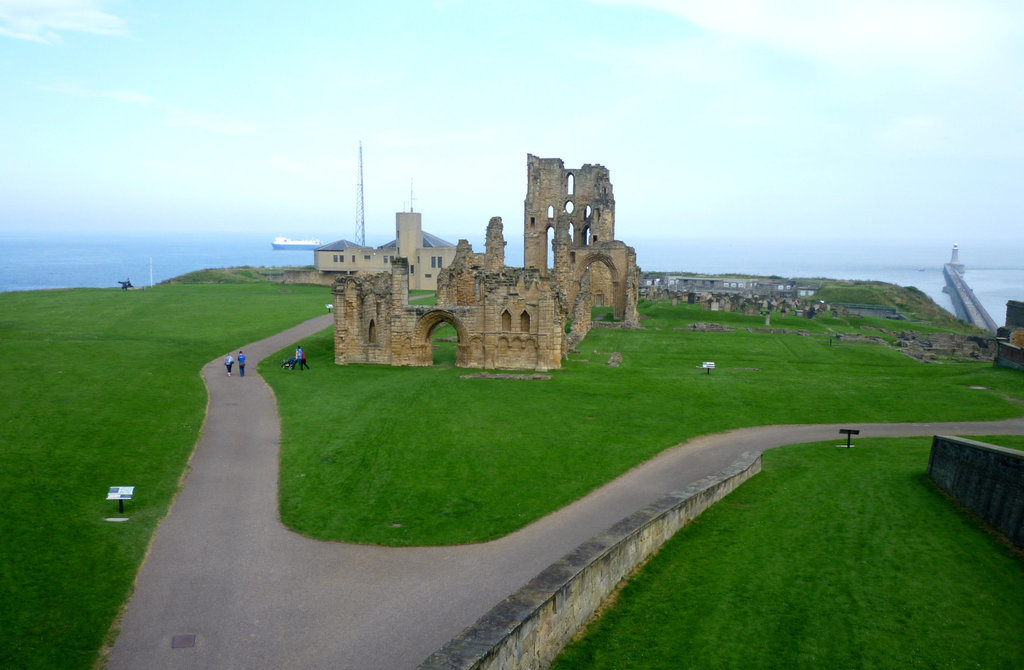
[106,314,1024,669]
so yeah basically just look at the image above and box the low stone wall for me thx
[928,435,1024,548]
[281,269,335,286]
[995,340,1024,371]
[418,451,762,670]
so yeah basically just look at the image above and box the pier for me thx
[942,244,998,333]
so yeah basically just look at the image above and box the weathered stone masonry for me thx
[928,435,1024,548]
[332,155,641,371]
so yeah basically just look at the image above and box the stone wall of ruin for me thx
[334,223,566,371]
[332,156,640,372]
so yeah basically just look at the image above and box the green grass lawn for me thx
[551,436,1024,670]
[0,284,327,670]
[268,300,1024,546]
[2,287,1021,669]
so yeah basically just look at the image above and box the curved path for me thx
[106,315,1024,669]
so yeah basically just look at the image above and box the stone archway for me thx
[411,309,470,366]
[573,253,622,321]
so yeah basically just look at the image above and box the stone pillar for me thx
[485,217,505,272]
[391,257,409,311]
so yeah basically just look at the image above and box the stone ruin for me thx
[332,155,641,371]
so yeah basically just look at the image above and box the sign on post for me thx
[107,486,135,514]
[702,361,715,375]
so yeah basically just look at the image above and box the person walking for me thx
[225,353,234,377]
[238,350,246,377]
[296,346,310,370]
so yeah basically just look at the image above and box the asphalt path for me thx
[105,314,1024,669]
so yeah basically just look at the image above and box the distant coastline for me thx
[1,232,1020,325]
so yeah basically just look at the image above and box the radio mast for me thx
[355,141,365,246]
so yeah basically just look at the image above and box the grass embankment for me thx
[814,278,975,332]
[552,436,1024,669]
[0,283,327,670]
[267,299,1024,546]
[161,265,312,283]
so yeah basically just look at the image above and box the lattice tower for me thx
[355,141,365,246]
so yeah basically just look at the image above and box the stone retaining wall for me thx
[418,451,763,670]
[928,435,1024,548]
[282,269,335,286]
[995,340,1024,371]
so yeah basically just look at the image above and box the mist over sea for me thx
[1,231,1020,326]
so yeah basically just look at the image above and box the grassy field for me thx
[267,300,1024,546]
[551,436,1024,669]
[0,284,327,670]
[1,281,1021,669]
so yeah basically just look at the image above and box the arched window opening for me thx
[547,205,554,219]
[501,309,512,331]
[567,173,575,195]
[530,216,535,229]
[368,318,376,344]
[546,226,554,272]
[520,310,531,332]
[585,205,592,219]
[565,200,574,214]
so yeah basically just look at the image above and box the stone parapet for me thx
[928,435,1024,548]
[418,452,763,670]
[995,340,1024,371]
[281,269,335,286]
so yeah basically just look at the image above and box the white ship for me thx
[272,237,322,250]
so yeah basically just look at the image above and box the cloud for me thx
[591,0,1016,71]
[40,83,156,105]
[163,108,266,137]
[880,114,952,153]
[40,83,266,137]
[0,0,128,44]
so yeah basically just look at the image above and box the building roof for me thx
[317,239,362,251]
[378,231,456,250]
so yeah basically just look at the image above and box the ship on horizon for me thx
[272,236,322,250]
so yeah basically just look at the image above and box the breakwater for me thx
[943,263,999,333]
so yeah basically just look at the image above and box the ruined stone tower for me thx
[523,155,639,339]
[332,155,640,371]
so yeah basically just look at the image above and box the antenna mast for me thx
[355,142,365,246]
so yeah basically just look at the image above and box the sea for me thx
[1,232,1021,325]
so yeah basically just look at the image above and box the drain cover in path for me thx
[171,634,196,649]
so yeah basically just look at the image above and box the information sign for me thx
[107,486,135,514]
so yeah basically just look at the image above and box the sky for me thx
[3,0,1024,258]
